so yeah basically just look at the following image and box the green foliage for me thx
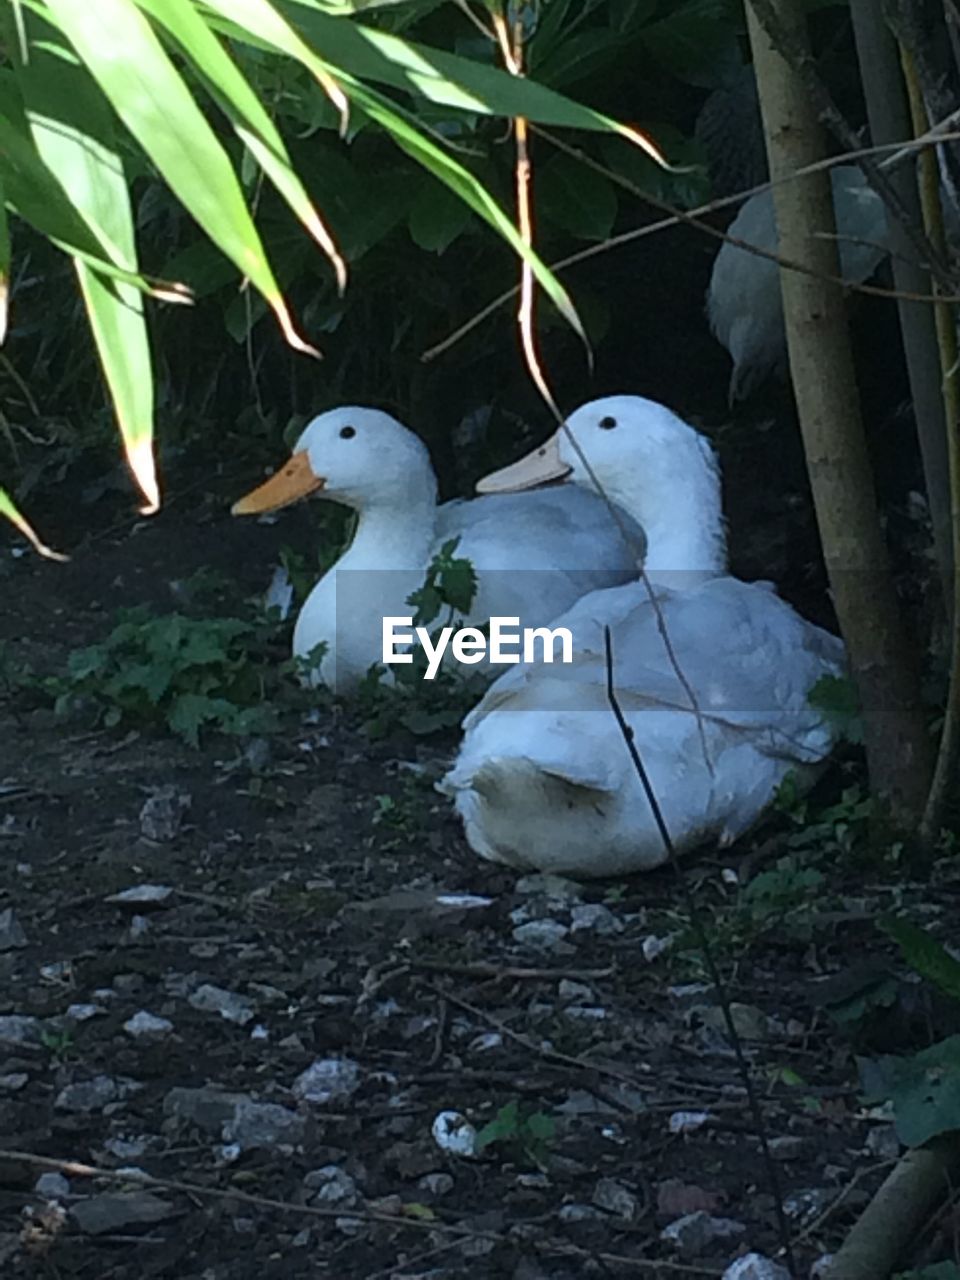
[856,919,960,1148]
[5,0,698,545]
[679,854,826,963]
[880,916,960,1004]
[896,1266,960,1280]
[407,537,477,626]
[740,855,824,923]
[43,605,282,746]
[808,674,864,746]
[359,538,483,737]
[475,1099,556,1164]
[40,1027,75,1060]
[776,777,873,859]
[859,1035,960,1147]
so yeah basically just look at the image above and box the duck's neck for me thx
[598,451,727,588]
[336,471,439,573]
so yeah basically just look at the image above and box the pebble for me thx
[768,1135,809,1161]
[35,1172,70,1199]
[784,1187,834,1220]
[164,1085,248,1134]
[864,1124,900,1160]
[418,1172,454,1197]
[557,1203,605,1222]
[292,1057,361,1105]
[0,908,27,950]
[70,1191,175,1235]
[123,1010,174,1039]
[138,786,190,842]
[306,1165,358,1206]
[512,920,571,952]
[432,1110,477,1157]
[105,884,174,908]
[570,903,623,936]
[592,1177,637,1220]
[221,1099,306,1151]
[563,1005,607,1021]
[0,1072,28,1091]
[661,1210,746,1255]
[0,1014,42,1047]
[55,1075,138,1113]
[514,873,583,903]
[722,1254,792,1280]
[642,933,673,962]
[65,1004,103,1022]
[188,984,255,1026]
[558,980,594,1005]
[668,1110,711,1134]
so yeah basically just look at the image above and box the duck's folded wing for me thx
[464,578,845,766]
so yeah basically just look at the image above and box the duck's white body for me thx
[439,396,845,878]
[234,407,643,692]
[707,165,888,403]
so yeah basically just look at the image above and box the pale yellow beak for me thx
[475,432,570,494]
[232,451,325,516]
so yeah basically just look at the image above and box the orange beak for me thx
[231,451,325,516]
[475,432,570,494]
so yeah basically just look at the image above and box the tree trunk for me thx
[848,0,952,608]
[745,0,934,819]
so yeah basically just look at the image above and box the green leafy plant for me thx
[808,673,864,745]
[358,538,485,737]
[43,605,283,746]
[859,1035,960,1148]
[1,0,675,550]
[776,777,874,859]
[896,1265,960,1280]
[475,1099,556,1165]
[856,918,960,1148]
[40,1027,75,1060]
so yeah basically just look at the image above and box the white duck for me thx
[439,395,845,879]
[232,406,644,692]
[707,165,888,403]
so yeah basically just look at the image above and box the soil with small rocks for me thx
[0,459,937,1280]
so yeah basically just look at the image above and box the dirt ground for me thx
[0,458,941,1280]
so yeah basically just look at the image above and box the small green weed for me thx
[359,538,485,738]
[856,916,960,1154]
[808,673,863,744]
[40,1027,75,1060]
[677,854,826,966]
[43,605,284,746]
[475,1099,556,1166]
[776,776,874,860]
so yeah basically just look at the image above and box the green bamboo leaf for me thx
[0,71,173,296]
[44,0,318,356]
[280,0,668,158]
[134,0,346,292]
[0,485,68,560]
[0,175,9,344]
[349,79,587,340]
[197,5,585,336]
[16,10,158,510]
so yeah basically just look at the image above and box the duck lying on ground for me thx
[440,395,845,878]
[232,406,644,692]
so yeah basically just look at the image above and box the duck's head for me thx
[232,406,435,517]
[477,395,726,576]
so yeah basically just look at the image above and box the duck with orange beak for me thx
[232,406,645,693]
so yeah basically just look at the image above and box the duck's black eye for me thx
[339,425,356,439]
[599,415,618,430]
